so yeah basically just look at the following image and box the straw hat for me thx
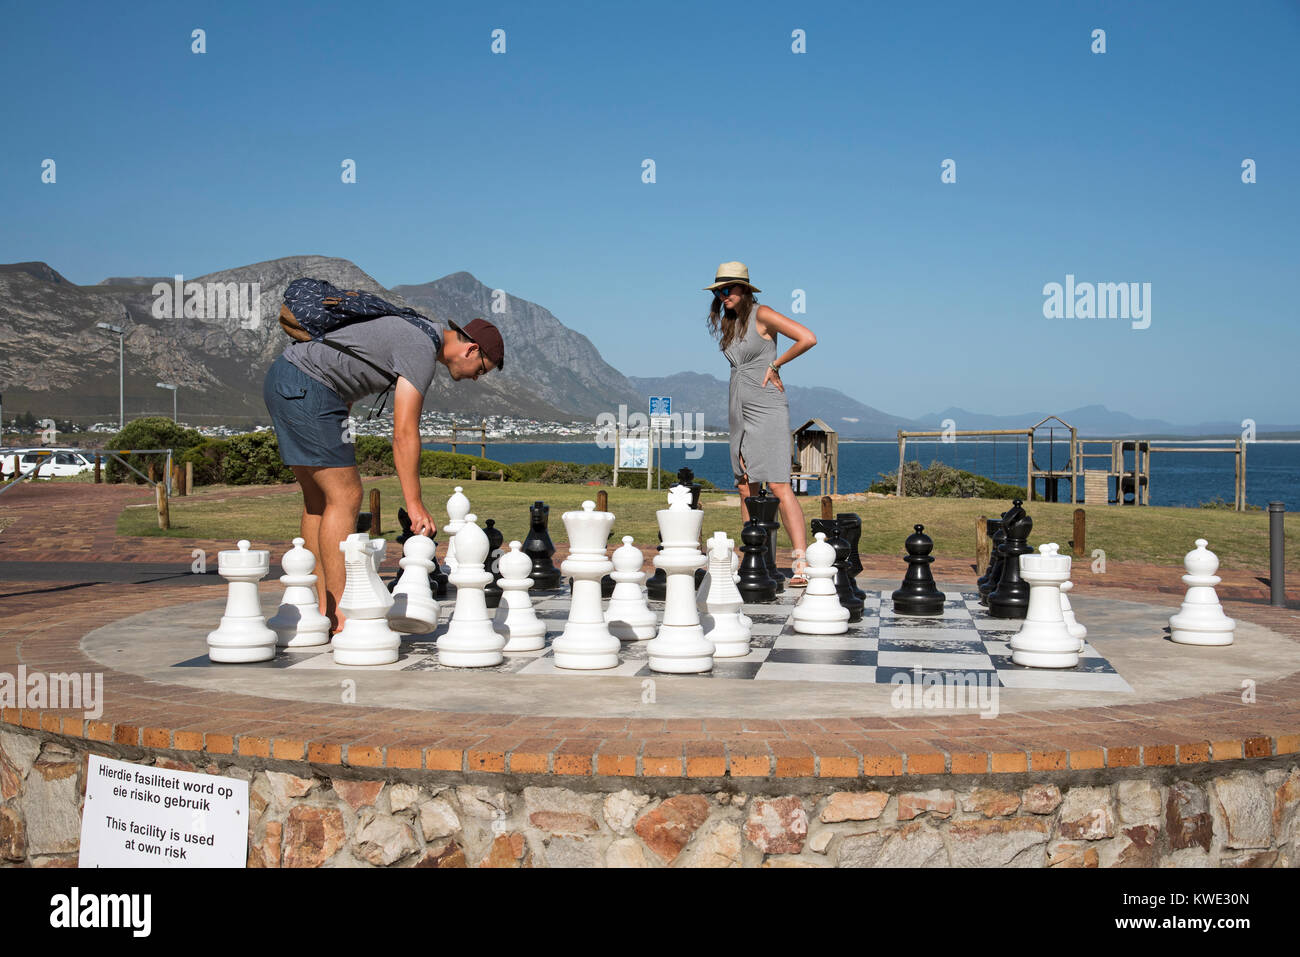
[703,261,761,293]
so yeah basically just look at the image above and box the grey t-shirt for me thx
[284,316,443,404]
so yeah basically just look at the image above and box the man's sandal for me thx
[789,549,809,587]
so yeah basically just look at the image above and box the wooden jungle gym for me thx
[895,415,1248,511]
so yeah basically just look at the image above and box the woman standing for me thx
[705,262,818,585]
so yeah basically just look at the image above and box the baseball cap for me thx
[449,318,505,372]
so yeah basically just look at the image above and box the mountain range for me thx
[0,256,1294,438]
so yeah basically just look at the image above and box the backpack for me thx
[279,277,441,419]
[279,277,439,346]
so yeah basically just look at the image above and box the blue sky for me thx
[2,0,1297,424]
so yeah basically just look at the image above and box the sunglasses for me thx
[713,285,741,299]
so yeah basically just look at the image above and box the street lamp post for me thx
[156,383,178,423]
[96,320,125,429]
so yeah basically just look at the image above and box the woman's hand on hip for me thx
[762,367,785,392]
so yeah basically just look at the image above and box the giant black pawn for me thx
[978,516,1009,606]
[522,500,561,589]
[394,507,447,598]
[836,512,867,601]
[813,518,862,622]
[750,487,785,591]
[736,520,777,603]
[891,524,946,616]
[483,519,505,609]
[976,517,1004,595]
[830,528,864,623]
[988,501,1034,619]
[745,489,784,593]
[646,535,667,601]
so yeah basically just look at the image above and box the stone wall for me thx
[2,728,1297,868]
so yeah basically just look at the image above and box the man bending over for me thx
[263,312,504,633]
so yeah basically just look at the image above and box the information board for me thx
[619,436,649,469]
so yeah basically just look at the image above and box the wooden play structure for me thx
[895,415,1248,511]
[791,418,838,495]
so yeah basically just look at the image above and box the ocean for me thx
[422,439,1298,509]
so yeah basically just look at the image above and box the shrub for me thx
[1199,496,1261,511]
[104,417,204,484]
[355,435,395,475]
[177,438,231,486]
[870,460,1025,499]
[220,431,296,485]
[417,450,514,480]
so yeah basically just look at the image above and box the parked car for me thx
[1,448,95,479]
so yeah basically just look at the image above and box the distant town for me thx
[2,411,729,445]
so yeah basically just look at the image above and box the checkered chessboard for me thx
[254,587,1131,692]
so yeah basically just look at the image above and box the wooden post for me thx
[185,460,193,495]
[480,420,486,459]
[820,495,834,520]
[369,488,381,535]
[1239,439,1247,512]
[596,490,608,512]
[1025,431,1034,502]
[499,468,505,482]
[896,435,906,498]
[975,515,989,571]
[155,481,170,530]
[1072,508,1086,558]
[1070,429,1078,504]
[147,461,156,483]
[471,465,478,481]
[613,426,620,488]
[93,455,102,483]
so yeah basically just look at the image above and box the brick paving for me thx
[3,482,1299,780]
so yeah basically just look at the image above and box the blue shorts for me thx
[263,355,356,469]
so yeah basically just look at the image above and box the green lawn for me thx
[115,477,1299,572]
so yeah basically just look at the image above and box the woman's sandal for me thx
[789,549,809,587]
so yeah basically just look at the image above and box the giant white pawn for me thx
[438,514,504,666]
[703,531,751,657]
[1169,538,1235,646]
[443,486,471,575]
[494,541,547,651]
[1010,543,1079,667]
[1059,579,1087,651]
[208,540,278,662]
[267,537,331,648]
[646,486,714,673]
[554,501,622,669]
[389,534,439,634]
[333,533,401,665]
[792,533,850,635]
[606,536,658,641]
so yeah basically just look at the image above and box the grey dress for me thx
[723,305,791,483]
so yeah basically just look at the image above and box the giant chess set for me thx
[198,472,1236,691]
